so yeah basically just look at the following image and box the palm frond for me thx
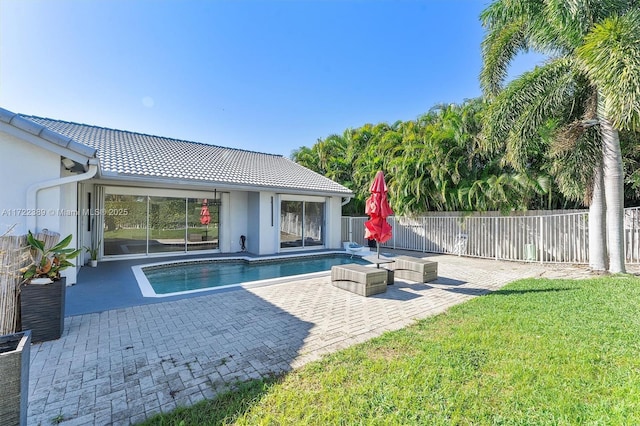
[551,126,602,204]
[542,0,595,49]
[480,18,529,97]
[577,9,640,130]
[483,57,578,165]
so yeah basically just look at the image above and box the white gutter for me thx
[97,172,353,198]
[26,163,99,231]
[341,197,352,206]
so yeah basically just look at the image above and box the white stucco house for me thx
[0,107,353,284]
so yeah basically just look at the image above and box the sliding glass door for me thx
[103,190,220,256]
[280,199,325,249]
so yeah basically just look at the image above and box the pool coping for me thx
[132,250,373,298]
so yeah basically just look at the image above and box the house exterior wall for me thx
[228,191,248,253]
[258,191,277,255]
[246,191,278,255]
[58,172,81,284]
[247,192,260,254]
[0,131,85,283]
[326,196,344,250]
[0,131,62,235]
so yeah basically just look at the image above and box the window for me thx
[280,200,325,249]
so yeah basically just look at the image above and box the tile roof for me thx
[20,115,352,196]
[0,108,97,162]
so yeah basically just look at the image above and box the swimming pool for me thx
[133,253,370,297]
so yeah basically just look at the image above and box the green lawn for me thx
[142,275,640,425]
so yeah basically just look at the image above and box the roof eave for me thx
[0,107,97,166]
[98,172,354,197]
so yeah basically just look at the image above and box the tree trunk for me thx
[600,117,626,273]
[589,164,607,271]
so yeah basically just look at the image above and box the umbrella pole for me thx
[377,241,380,258]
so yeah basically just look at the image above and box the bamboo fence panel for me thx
[0,234,30,335]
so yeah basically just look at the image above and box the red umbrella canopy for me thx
[364,171,393,244]
[200,199,211,225]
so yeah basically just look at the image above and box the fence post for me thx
[539,216,544,264]
[423,217,427,253]
[392,216,396,249]
[494,217,499,260]
[348,217,353,243]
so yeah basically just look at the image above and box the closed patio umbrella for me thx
[200,199,211,240]
[364,171,393,258]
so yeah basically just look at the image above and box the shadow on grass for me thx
[442,286,578,298]
[488,287,579,296]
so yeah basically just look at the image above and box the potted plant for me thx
[20,231,81,343]
[84,240,99,267]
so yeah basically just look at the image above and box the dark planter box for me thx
[21,277,66,343]
[0,330,30,426]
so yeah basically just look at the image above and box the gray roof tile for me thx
[20,115,352,195]
[0,107,97,161]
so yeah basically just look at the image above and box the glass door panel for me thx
[103,195,148,255]
[304,202,324,246]
[148,197,186,254]
[187,198,219,251]
[280,201,303,248]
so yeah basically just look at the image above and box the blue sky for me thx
[1,0,544,157]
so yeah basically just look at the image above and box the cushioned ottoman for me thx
[331,264,388,296]
[393,256,438,282]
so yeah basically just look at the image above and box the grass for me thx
[142,275,640,425]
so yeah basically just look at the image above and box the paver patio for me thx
[27,253,600,425]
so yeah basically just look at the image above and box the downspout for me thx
[26,162,99,232]
[341,197,351,206]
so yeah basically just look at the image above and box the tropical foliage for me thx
[292,99,640,217]
[21,231,81,282]
[480,0,640,273]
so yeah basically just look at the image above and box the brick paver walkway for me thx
[27,254,599,425]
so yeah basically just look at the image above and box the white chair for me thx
[343,241,369,255]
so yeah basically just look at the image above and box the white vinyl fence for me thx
[342,207,640,264]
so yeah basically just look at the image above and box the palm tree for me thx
[480,0,640,273]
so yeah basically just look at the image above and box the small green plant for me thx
[21,231,81,282]
[51,413,65,424]
[84,240,100,261]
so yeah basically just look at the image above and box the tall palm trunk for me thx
[600,115,626,273]
[589,164,607,271]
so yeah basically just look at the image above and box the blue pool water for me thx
[142,254,370,295]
